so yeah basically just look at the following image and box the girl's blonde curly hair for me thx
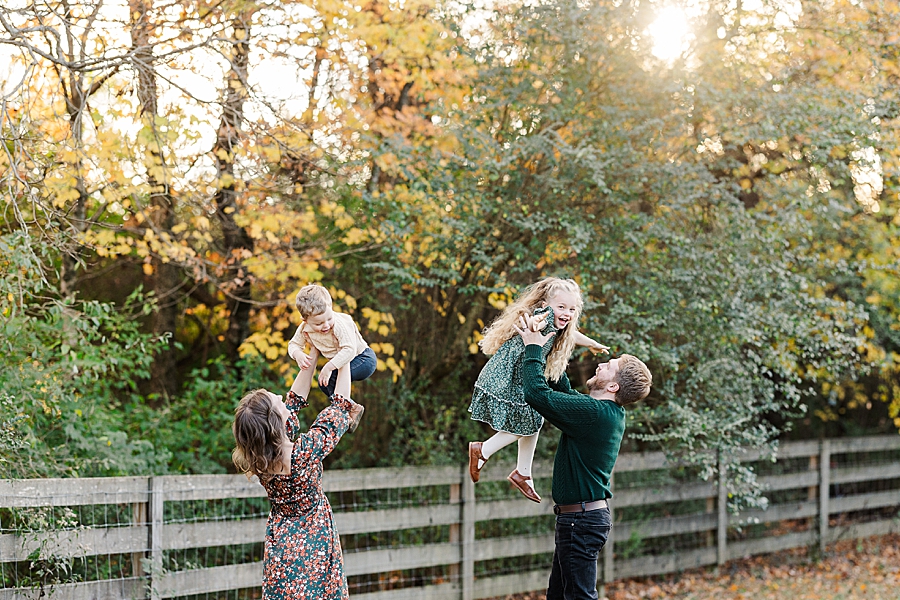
[479,278,584,381]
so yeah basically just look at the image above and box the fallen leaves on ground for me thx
[497,533,900,600]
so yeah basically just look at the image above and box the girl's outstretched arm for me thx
[573,331,610,354]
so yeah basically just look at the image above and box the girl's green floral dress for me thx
[259,391,351,600]
[469,306,558,435]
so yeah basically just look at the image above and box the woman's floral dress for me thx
[259,391,352,600]
[468,306,559,435]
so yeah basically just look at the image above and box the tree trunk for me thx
[56,8,92,297]
[129,0,180,398]
[58,87,88,297]
[213,12,255,361]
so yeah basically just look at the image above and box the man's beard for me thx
[586,375,605,392]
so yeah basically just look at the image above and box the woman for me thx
[232,365,362,599]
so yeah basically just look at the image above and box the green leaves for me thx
[3,0,899,498]
[0,232,169,477]
[349,0,881,508]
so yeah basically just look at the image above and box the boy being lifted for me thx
[288,284,376,430]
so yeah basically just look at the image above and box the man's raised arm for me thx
[515,318,599,433]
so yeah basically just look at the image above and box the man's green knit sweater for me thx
[522,344,625,505]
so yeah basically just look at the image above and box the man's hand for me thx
[318,362,336,388]
[515,313,554,347]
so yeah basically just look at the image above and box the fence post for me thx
[808,453,818,534]
[819,440,830,556]
[148,476,164,600]
[717,450,727,568]
[600,472,614,595]
[449,482,461,583]
[461,473,475,600]
[131,490,148,579]
[705,496,715,549]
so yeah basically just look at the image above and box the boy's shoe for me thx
[468,442,487,483]
[348,402,365,433]
[507,469,541,503]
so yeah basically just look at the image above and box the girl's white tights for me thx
[481,431,518,464]
[516,432,539,478]
[480,431,540,492]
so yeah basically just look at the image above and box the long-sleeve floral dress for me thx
[259,391,352,600]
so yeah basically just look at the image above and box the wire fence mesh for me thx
[1,436,898,600]
[0,484,149,600]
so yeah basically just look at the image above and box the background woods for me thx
[1,0,900,506]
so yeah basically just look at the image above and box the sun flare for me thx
[647,6,692,61]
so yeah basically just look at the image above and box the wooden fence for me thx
[1,435,899,600]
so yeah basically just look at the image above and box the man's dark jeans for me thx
[320,347,377,397]
[547,507,611,600]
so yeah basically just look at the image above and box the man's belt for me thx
[553,499,609,514]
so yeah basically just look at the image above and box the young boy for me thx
[288,284,377,409]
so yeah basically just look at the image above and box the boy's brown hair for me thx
[295,284,332,319]
[614,354,652,406]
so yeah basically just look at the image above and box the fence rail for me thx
[2,435,899,600]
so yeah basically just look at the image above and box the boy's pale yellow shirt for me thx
[288,312,369,369]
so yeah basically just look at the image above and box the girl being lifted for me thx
[467,278,608,502]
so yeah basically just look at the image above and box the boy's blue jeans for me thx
[547,507,611,600]
[320,347,377,398]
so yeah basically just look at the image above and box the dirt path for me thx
[499,534,900,600]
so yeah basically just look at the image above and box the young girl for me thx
[232,365,362,600]
[468,278,608,502]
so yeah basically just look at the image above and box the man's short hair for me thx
[615,354,652,406]
[295,284,332,318]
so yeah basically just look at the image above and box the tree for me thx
[350,0,881,505]
[0,232,168,477]
[2,0,898,501]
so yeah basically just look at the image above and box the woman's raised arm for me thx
[302,364,353,459]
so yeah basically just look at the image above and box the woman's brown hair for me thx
[232,389,287,478]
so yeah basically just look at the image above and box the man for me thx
[514,314,652,600]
